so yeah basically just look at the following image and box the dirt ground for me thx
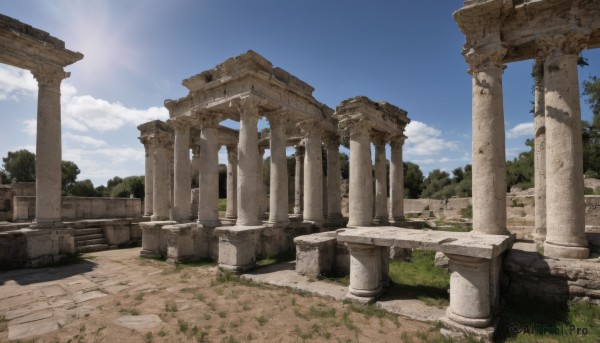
[0,248,447,343]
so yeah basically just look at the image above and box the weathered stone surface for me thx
[73,290,107,303]
[434,251,449,269]
[294,231,336,278]
[8,317,59,340]
[114,314,164,330]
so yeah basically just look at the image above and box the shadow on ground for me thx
[0,256,97,286]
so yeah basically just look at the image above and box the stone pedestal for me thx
[389,136,405,223]
[373,136,388,224]
[542,37,589,259]
[468,49,509,236]
[267,113,289,227]
[347,120,373,227]
[139,221,175,258]
[151,137,171,221]
[165,223,195,263]
[196,112,221,227]
[293,146,304,215]
[215,225,264,273]
[225,145,237,219]
[300,121,324,225]
[346,242,383,303]
[32,70,68,226]
[445,254,491,328]
[294,232,337,278]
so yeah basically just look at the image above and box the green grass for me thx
[256,249,296,266]
[218,198,227,212]
[460,204,473,219]
[174,260,215,270]
[495,298,600,342]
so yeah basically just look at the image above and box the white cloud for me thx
[506,122,534,139]
[23,119,37,136]
[404,121,459,157]
[0,66,37,101]
[64,133,107,147]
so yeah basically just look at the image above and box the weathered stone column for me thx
[389,135,405,223]
[324,134,343,225]
[170,116,191,222]
[236,102,261,226]
[293,145,305,215]
[466,47,509,235]
[225,145,238,219]
[299,120,324,225]
[151,134,172,221]
[257,146,267,220]
[195,111,221,227]
[31,69,69,226]
[267,112,289,226]
[140,137,154,217]
[346,120,373,227]
[191,145,201,186]
[540,33,589,259]
[346,243,383,301]
[533,58,547,244]
[373,135,388,224]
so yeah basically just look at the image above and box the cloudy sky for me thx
[0,1,598,187]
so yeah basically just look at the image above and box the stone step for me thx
[76,244,110,254]
[77,238,107,247]
[74,233,104,242]
[74,228,103,236]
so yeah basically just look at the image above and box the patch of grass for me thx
[308,303,336,318]
[191,326,208,342]
[165,301,178,312]
[340,312,357,331]
[460,204,473,219]
[218,198,227,212]
[143,332,153,343]
[256,315,267,326]
[158,329,167,337]
[256,249,296,266]
[0,316,7,332]
[174,260,215,270]
[119,308,140,316]
[344,301,399,326]
[241,303,251,311]
[178,319,189,333]
[221,336,239,343]
[135,292,145,302]
[294,325,313,340]
[218,311,227,318]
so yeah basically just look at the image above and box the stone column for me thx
[191,145,201,187]
[389,135,405,223]
[466,47,509,235]
[257,146,267,220]
[293,145,305,215]
[236,101,261,226]
[225,145,238,219]
[140,137,154,217]
[372,135,389,224]
[346,243,383,300]
[533,58,547,244]
[170,116,191,222]
[267,112,289,226]
[324,134,343,225]
[31,69,69,226]
[151,134,171,221]
[540,33,589,259]
[299,121,324,225]
[195,111,221,227]
[346,120,373,227]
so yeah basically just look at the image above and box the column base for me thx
[151,215,170,221]
[533,231,546,245]
[266,220,290,228]
[30,220,64,229]
[388,216,405,225]
[439,316,496,342]
[197,219,222,228]
[445,308,491,328]
[543,241,589,259]
[344,291,378,305]
[373,216,389,225]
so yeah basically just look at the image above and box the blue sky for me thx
[0,1,598,186]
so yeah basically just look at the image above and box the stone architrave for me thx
[324,134,343,224]
[298,120,324,225]
[389,135,405,223]
[169,115,192,222]
[465,46,510,236]
[139,136,155,217]
[293,145,305,215]
[345,119,373,227]
[267,111,290,227]
[225,145,238,219]
[533,58,546,244]
[194,110,221,227]
[151,133,172,221]
[31,69,70,226]
[235,99,262,226]
[372,135,389,224]
[539,32,589,259]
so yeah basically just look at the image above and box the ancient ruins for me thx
[1,0,600,341]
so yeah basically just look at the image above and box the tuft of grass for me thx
[135,292,145,302]
[143,332,153,343]
[158,329,167,337]
[460,204,473,219]
[0,316,7,332]
[308,303,336,318]
[178,319,189,333]
[165,301,178,312]
[256,315,267,326]
[221,335,239,343]
[218,311,227,318]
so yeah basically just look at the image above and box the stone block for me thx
[215,225,263,273]
[260,226,286,259]
[103,224,130,246]
[165,223,195,263]
[294,231,337,278]
[139,221,175,258]
[56,228,75,254]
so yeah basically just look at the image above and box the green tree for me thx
[421,169,451,199]
[0,169,9,184]
[403,162,424,199]
[108,176,145,198]
[506,139,534,190]
[583,76,600,126]
[66,179,98,197]
[2,149,36,182]
[61,161,80,190]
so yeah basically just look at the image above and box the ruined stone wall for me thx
[11,182,35,196]
[13,197,142,221]
[0,186,12,221]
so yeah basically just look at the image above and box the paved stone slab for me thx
[8,309,53,325]
[377,298,446,324]
[73,290,107,303]
[65,278,98,292]
[103,284,129,294]
[8,317,58,340]
[39,284,67,298]
[5,301,50,320]
[114,314,164,330]
[0,293,36,312]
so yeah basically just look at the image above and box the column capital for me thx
[149,132,173,151]
[340,118,371,138]
[371,133,389,148]
[322,133,340,147]
[138,136,154,150]
[31,68,70,88]
[297,119,321,137]
[231,97,261,120]
[192,108,221,129]
[463,45,506,73]
[168,115,192,133]
[389,134,406,147]
[265,110,289,128]
[536,30,590,58]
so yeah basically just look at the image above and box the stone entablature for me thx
[336,96,409,136]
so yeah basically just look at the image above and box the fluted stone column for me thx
[299,121,323,225]
[533,58,547,244]
[31,69,69,226]
[267,113,289,226]
[195,112,221,227]
[151,134,171,221]
[293,145,305,215]
[466,47,509,235]
[140,137,154,217]
[191,145,201,186]
[324,134,343,224]
[373,135,388,224]
[225,145,238,219]
[346,120,373,227]
[389,135,405,223]
[171,116,191,222]
[540,33,589,259]
[257,146,267,220]
[236,102,261,226]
